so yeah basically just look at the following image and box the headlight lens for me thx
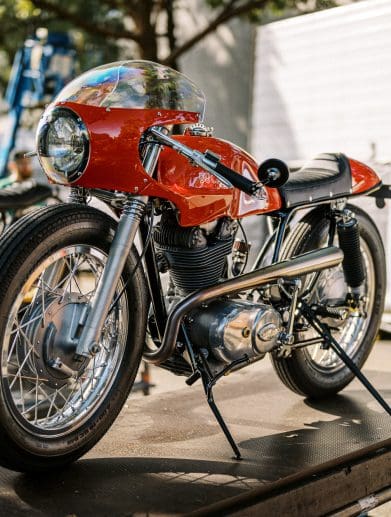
[37,107,89,184]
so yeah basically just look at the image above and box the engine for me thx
[154,207,283,366]
[154,208,236,294]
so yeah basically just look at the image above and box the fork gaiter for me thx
[337,217,365,288]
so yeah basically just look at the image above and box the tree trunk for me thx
[136,1,159,63]
[165,0,179,70]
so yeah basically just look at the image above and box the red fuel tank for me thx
[156,135,282,226]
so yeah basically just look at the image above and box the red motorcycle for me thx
[0,61,388,472]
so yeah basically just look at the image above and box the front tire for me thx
[271,205,386,398]
[0,204,148,472]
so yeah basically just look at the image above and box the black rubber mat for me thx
[0,344,389,516]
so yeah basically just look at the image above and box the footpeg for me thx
[311,304,349,328]
[186,370,201,386]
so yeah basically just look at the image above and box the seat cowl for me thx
[279,153,352,208]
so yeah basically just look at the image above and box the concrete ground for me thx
[0,341,389,516]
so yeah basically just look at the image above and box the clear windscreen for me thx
[55,60,206,118]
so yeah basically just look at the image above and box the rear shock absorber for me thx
[336,210,365,293]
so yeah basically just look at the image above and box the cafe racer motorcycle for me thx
[0,61,388,472]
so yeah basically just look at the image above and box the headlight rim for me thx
[37,106,90,185]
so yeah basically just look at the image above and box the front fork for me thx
[75,129,164,358]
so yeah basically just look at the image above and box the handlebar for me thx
[148,127,287,198]
[203,151,262,196]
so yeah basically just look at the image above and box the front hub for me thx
[24,293,89,389]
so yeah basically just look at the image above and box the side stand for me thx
[181,324,243,460]
[302,302,391,416]
[199,359,242,460]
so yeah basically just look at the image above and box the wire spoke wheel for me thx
[0,204,147,472]
[305,238,375,373]
[3,245,128,435]
[271,205,385,398]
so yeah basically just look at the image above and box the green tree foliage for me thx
[0,0,337,93]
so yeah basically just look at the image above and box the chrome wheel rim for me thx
[306,238,375,373]
[1,245,128,437]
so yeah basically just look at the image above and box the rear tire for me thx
[0,204,148,472]
[271,205,386,398]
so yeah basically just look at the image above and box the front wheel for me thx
[0,204,148,472]
[271,205,386,398]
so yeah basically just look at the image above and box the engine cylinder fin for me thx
[154,215,207,249]
[157,239,233,293]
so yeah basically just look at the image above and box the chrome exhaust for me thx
[143,246,344,364]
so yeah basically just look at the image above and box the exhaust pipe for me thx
[144,246,344,364]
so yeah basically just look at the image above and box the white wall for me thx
[179,1,255,150]
[252,0,391,310]
[251,0,391,163]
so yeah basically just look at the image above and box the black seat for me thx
[0,180,53,210]
[278,153,352,208]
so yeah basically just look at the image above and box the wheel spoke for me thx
[307,238,375,372]
[34,376,39,424]
[45,391,61,421]
[18,372,25,414]
[9,347,35,390]
[3,244,129,434]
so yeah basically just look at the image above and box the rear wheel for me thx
[0,204,148,472]
[271,205,386,398]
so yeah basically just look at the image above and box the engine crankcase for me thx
[189,300,282,364]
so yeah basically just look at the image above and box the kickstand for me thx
[302,302,391,416]
[198,355,242,460]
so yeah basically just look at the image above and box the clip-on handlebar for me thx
[148,127,290,196]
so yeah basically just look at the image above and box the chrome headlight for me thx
[37,107,89,184]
